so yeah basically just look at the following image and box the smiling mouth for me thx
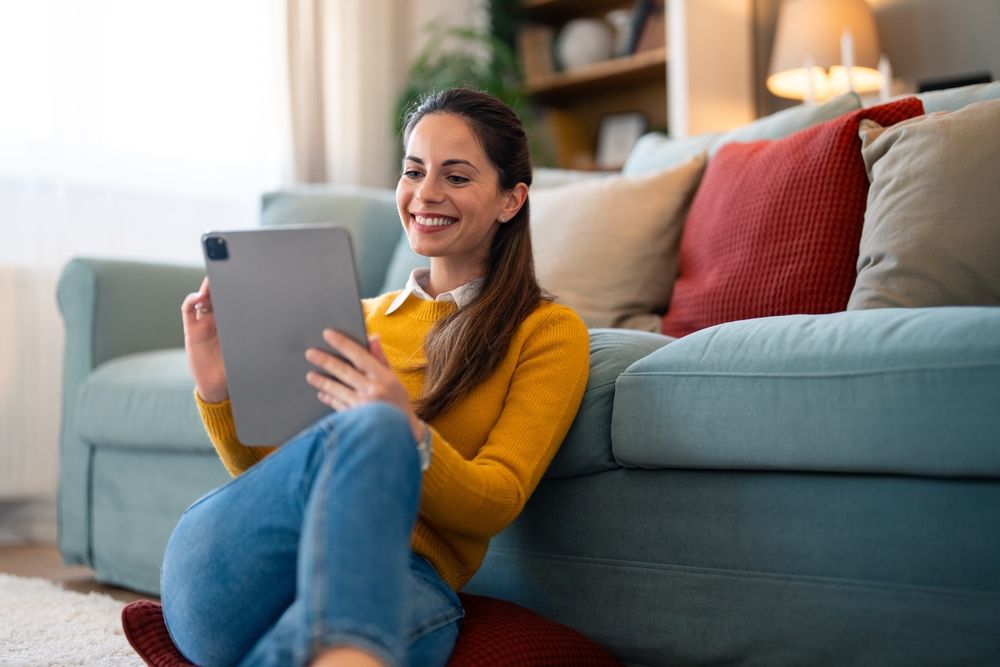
[412,214,457,228]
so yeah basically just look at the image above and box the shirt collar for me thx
[385,267,484,315]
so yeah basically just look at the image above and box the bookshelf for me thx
[513,0,668,169]
[526,47,667,99]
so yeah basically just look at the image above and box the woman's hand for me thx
[181,277,229,403]
[305,330,423,441]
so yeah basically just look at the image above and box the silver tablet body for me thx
[202,224,368,446]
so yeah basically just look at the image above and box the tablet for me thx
[201,224,368,445]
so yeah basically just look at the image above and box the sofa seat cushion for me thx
[77,349,212,452]
[612,307,1000,477]
[78,331,676,469]
[545,329,672,479]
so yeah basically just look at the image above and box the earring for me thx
[498,216,507,223]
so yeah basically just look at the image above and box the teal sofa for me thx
[58,85,1000,666]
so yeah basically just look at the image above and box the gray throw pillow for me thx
[848,99,1000,309]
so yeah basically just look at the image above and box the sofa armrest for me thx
[56,258,204,564]
[58,258,204,372]
[261,184,401,298]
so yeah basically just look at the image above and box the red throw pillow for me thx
[661,97,925,338]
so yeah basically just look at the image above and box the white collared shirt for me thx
[385,267,484,315]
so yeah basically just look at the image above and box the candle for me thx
[804,56,815,105]
[879,54,892,101]
[841,29,855,93]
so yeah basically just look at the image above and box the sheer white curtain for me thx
[322,0,405,187]
[0,0,486,533]
[287,0,490,189]
[0,0,290,508]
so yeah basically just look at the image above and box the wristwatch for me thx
[416,421,433,472]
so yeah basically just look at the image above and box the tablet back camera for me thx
[205,236,229,261]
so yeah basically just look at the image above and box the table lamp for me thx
[767,0,885,103]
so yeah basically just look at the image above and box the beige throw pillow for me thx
[530,153,706,330]
[848,99,1000,309]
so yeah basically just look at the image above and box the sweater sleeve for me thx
[194,390,276,477]
[417,307,590,538]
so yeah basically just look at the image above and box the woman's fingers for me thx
[316,390,350,412]
[308,330,415,421]
[322,329,383,375]
[307,372,364,408]
[304,348,370,392]
[197,278,214,314]
[182,278,215,323]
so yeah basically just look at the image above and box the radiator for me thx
[0,182,254,504]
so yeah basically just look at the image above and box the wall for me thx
[754,0,1000,117]
[868,0,1000,86]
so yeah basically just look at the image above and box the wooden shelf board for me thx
[526,47,667,100]
[521,0,632,23]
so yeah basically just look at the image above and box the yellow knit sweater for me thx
[195,291,590,590]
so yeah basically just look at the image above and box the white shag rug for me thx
[0,573,143,666]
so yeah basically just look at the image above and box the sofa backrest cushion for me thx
[546,328,672,479]
[622,93,861,176]
[660,97,925,338]
[260,185,400,298]
[849,99,1000,309]
[915,80,1000,113]
[530,155,706,330]
[380,236,430,294]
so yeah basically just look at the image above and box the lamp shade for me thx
[768,0,883,101]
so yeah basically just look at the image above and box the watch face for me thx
[417,424,432,471]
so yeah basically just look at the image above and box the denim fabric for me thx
[160,402,463,667]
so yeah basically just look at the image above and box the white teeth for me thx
[415,215,456,227]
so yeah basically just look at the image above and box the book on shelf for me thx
[517,24,555,81]
[627,0,665,55]
[542,109,595,170]
[635,0,665,53]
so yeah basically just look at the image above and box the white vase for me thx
[606,9,633,57]
[555,19,614,71]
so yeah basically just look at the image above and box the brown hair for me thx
[401,88,544,422]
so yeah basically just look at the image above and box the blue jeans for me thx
[160,402,464,667]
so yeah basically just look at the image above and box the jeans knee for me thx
[334,402,419,468]
[339,402,410,441]
[349,401,409,430]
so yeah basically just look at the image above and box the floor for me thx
[0,542,154,603]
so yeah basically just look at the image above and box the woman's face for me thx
[396,113,516,276]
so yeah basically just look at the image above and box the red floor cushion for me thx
[121,599,195,667]
[122,595,621,666]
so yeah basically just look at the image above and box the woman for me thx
[162,88,590,667]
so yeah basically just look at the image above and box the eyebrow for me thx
[403,156,479,171]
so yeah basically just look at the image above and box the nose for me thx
[415,175,444,203]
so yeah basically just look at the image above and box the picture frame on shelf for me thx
[595,111,647,170]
